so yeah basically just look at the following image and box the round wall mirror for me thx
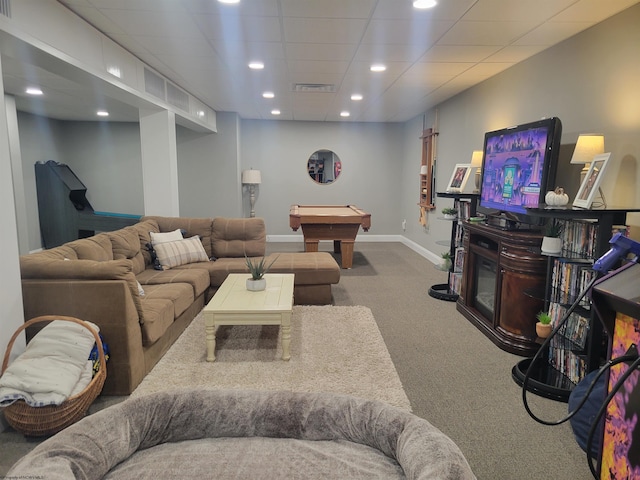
[307,149,342,184]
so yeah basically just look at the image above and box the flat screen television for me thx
[478,117,562,228]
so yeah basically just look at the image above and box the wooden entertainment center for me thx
[456,205,640,401]
[456,222,546,356]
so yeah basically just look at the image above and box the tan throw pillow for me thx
[153,236,209,270]
[150,229,183,245]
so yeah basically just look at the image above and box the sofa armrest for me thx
[21,279,145,395]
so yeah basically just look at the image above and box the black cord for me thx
[522,274,600,425]
[585,356,640,479]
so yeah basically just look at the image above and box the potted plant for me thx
[541,219,563,254]
[440,251,452,271]
[244,253,279,291]
[536,311,553,338]
[442,208,458,220]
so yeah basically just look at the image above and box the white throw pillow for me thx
[150,229,183,245]
[153,236,209,270]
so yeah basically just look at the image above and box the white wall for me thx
[177,111,243,219]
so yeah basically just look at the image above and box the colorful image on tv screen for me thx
[480,126,549,213]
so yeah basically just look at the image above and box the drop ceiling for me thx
[3,0,640,123]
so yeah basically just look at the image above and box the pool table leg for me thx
[340,241,354,269]
[333,240,341,253]
[304,240,319,253]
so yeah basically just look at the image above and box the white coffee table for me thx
[202,273,295,362]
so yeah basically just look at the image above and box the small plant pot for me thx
[541,236,562,254]
[246,278,266,291]
[536,322,552,339]
[443,214,457,220]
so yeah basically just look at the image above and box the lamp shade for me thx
[470,150,483,167]
[570,134,604,165]
[242,169,262,184]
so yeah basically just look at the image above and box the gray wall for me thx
[239,119,404,235]
[400,4,640,256]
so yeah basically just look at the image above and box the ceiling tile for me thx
[419,45,502,63]
[286,43,357,62]
[283,17,367,44]
[514,22,594,46]
[461,0,576,23]
[280,0,376,19]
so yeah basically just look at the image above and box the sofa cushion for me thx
[204,257,253,287]
[152,236,209,270]
[139,298,175,346]
[141,283,194,320]
[150,229,183,245]
[67,233,114,261]
[212,217,266,258]
[109,226,146,275]
[130,220,160,267]
[268,253,341,285]
[137,268,210,299]
[142,217,214,259]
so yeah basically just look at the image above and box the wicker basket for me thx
[1,315,106,437]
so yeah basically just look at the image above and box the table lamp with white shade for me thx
[570,134,604,182]
[242,169,262,218]
[470,150,483,193]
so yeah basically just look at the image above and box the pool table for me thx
[289,205,371,269]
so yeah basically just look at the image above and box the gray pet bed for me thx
[8,389,475,479]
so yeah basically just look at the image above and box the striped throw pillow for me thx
[153,236,209,270]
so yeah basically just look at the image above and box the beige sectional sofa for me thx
[19,217,340,395]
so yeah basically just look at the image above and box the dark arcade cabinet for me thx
[35,160,141,248]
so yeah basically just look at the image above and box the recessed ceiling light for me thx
[262,91,275,99]
[25,87,43,95]
[351,94,363,101]
[370,64,386,72]
[248,61,264,70]
[218,0,240,4]
[340,111,350,117]
[271,109,281,115]
[96,110,109,117]
[413,0,437,8]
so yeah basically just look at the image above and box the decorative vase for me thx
[541,236,562,254]
[246,278,266,291]
[536,322,552,339]
[443,214,457,220]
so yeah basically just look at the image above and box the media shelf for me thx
[512,205,640,402]
[428,193,478,302]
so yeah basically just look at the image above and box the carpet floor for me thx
[132,305,411,411]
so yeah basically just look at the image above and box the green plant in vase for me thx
[535,311,553,338]
[541,219,563,254]
[244,253,279,291]
[442,207,458,220]
[441,251,452,271]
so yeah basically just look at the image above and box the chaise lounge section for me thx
[19,217,340,395]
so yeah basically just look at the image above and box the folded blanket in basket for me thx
[0,320,99,407]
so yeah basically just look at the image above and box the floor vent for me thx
[0,0,11,18]
[293,83,336,93]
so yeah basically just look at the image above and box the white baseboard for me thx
[266,235,439,265]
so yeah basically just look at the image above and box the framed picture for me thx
[445,163,473,193]
[573,153,611,208]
